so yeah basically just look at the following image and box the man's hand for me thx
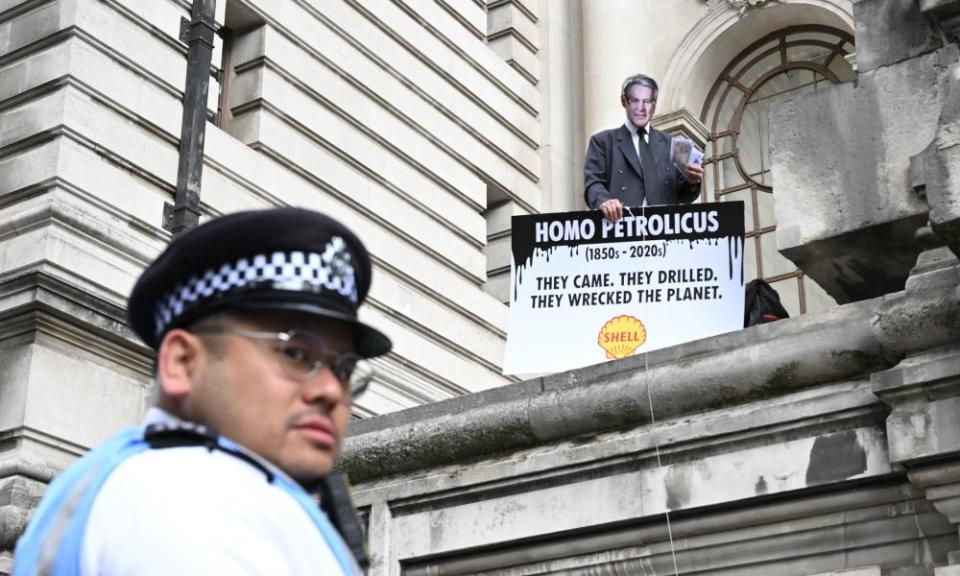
[681,163,704,184]
[600,198,624,222]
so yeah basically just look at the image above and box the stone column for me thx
[538,0,583,212]
[872,243,960,564]
[581,0,655,137]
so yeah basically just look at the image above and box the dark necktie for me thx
[637,127,655,203]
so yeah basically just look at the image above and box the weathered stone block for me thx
[854,0,943,73]
[870,249,960,357]
[936,564,960,576]
[873,347,960,464]
[925,62,960,258]
[770,46,959,303]
[343,297,892,482]
[0,475,46,553]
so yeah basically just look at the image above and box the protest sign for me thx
[503,202,745,375]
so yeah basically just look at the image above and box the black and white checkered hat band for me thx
[153,240,358,340]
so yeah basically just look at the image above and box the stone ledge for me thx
[343,260,960,482]
[0,268,150,370]
[351,378,885,505]
[342,296,892,481]
[778,216,928,304]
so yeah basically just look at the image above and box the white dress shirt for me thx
[624,121,650,207]
[625,121,649,159]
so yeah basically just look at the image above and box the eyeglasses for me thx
[192,328,374,397]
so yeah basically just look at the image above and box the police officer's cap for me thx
[128,207,391,358]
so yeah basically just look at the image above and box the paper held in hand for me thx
[670,136,703,170]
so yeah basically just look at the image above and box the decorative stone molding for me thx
[652,108,710,150]
[729,0,773,11]
[871,247,960,565]
[712,0,777,17]
[663,0,854,114]
[486,0,540,85]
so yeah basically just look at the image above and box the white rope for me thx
[626,203,680,576]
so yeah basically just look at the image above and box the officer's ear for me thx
[156,329,206,398]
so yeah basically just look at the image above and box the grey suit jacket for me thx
[584,125,700,209]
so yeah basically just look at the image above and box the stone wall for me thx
[344,250,960,573]
[4,0,960,574]
[343,0,960,574]
[0,0,542,570]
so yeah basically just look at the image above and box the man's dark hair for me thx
[621,74,659,102]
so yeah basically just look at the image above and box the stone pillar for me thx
[581,0,655,137]
[538,0,583,212]
[872,246,960,564]
[868,34,960,542]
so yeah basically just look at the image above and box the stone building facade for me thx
[342,1,960,573]
[2,0,960,574]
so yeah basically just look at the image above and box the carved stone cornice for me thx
[652,108,710,149]
[709,0,776,17]
[727,0,773,7]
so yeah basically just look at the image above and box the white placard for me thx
[503,202,745,375]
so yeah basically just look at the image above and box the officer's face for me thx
[182,311,356,483]
[622,84,656,129]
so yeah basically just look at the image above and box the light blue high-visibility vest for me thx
[13,427,357,575]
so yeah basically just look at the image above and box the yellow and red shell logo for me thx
[597,315,647,359]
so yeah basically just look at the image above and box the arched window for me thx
[700,25,855,316]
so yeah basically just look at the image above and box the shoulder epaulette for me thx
[144,422,274,482]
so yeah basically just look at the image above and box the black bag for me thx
[744,279,789,327]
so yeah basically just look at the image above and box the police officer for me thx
[14,207,389,575]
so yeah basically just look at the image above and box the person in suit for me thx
[584,74,703,221]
